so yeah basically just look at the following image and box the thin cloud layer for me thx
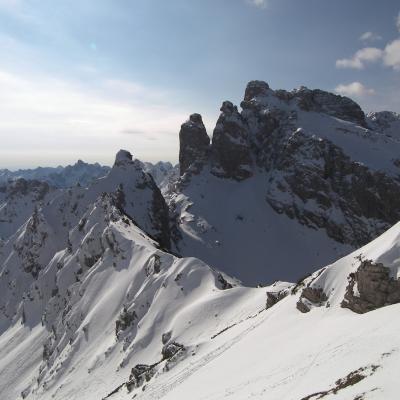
[246,0,268,9]
[335,82,375,97]
[359,31,382,42]
[397,11,400,32]
[336,47,383,69]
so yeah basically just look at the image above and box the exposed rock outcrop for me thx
[114,149,133,166]
[266,290,287,309]
[179,113,210,176]
[161,342,185,360]
[211,101,253,180]
[243,80,270,101]
[170,80,400,283]
[264,129,400,247]
[127,364,156,391]
[293,87,367,127]
[342,259,400,314]
[296,286,328,313]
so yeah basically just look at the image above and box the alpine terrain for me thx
[0,82,400,400]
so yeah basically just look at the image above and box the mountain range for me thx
[0,81,400,400]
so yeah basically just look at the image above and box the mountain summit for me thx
[168,81,400,284]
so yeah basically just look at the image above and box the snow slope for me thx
[1,194,400,399]
[107,222,400,400]
[168,168,351,285]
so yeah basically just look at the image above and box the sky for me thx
[0,0,399,169]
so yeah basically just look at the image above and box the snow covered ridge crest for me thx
[169,80,400,283]
[1,184,400,398]
[0,160,246,399]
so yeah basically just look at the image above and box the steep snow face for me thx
[169,81,400,285]
[143,224,400,400]
[168,169,351,285]
[0,179,58,241]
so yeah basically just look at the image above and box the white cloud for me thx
[0,69,190,167]
[359,31,382,42]
[383,38,400,70]
[337,12,400,72]
[335,82,375,97]
[246,0,268,9]
[336,47,383,69]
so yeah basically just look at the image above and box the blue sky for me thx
[0,0,399,168]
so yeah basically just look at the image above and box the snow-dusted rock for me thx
[0,179,58,241]
[341,259,400,314]
[367,110,400,141]
[211,101,253,181]
[179,113,210,176]
[167,81,400,284]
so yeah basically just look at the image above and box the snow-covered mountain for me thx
[1,81,400,400]
[0,159,177,194]
[0,150,399,399]
[167,81,400,284]
[367,111,400,141]
[0,179,59,241]
[141,161,179,191]
[0,160,111,189]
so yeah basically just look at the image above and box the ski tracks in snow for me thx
[138,309,271,399]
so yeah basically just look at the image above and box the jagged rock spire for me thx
[114,149,133,166]
[243,80,270,101]
[179,113,210,176]
[211,101,253,181]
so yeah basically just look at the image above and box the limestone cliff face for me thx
[210,101,253,181]
[173,80,400,281]
[179,113,210,176]
[342,259,400,314]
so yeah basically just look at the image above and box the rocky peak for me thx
[211,101,253,181]
[179,113,210,176]
[293,86,367,127]
[219,100,238,115]
[114,149,134,167]
[243,80,270,101]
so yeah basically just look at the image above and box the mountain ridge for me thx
[0,80,400,399]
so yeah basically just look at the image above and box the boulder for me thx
[342,259,400,314]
